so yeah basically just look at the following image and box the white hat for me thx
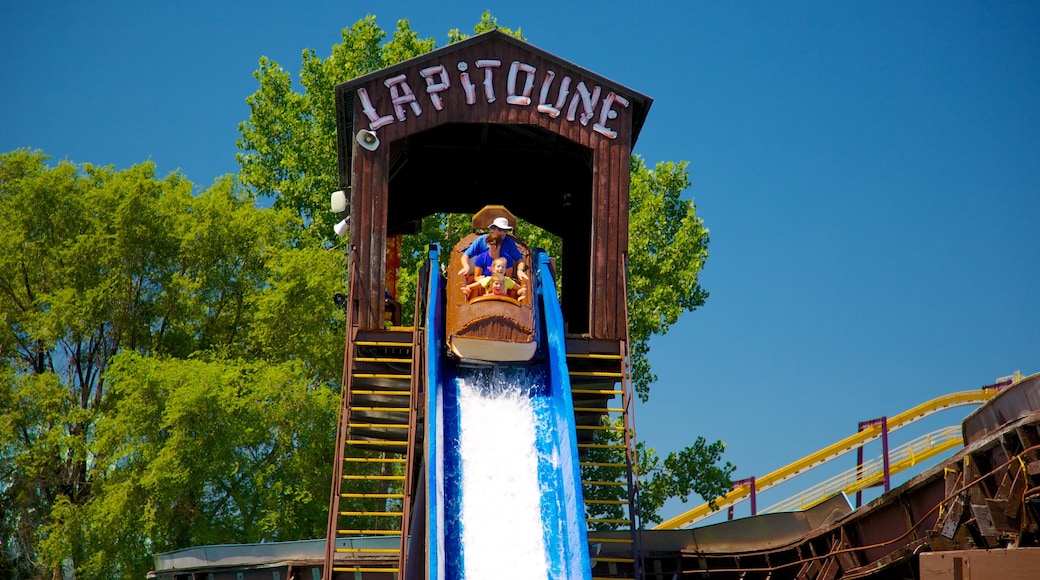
[488,217,513,231]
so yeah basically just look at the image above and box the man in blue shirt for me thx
[457,217,529,281]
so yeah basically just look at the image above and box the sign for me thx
[356,57,631,139]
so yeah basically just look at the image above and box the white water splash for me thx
[457,369,548,579]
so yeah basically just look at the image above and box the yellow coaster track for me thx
[654,379,1018,529]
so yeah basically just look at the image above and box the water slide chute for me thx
[425,245,591,579]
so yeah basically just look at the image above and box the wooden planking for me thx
[369,143,388,329]
[609,137,631,338]
[337,31,652,139]
[614,139,632,337]
[351,126,366,326]
[334,86,353,190]
[601,141,616,339]
[350,106,385,329]
[608,141,620,338]
[349,40,634,153]
[348,106,370,326]
[337,31,649,337]
[591,140,608,337]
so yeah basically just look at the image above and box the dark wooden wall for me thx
[336,31,650,340]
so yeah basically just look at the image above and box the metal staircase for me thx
[323,260,429,580]
[568,338,643,579]
[323,327,420,577]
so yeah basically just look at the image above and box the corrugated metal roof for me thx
[152,536,398,571]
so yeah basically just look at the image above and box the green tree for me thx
[638,437,735,523]
[238,15,439,240]
[79,354,338,579]
[0,149,348,578]
[582,420,735,528]
[235,13,728,527]
[627,156,710,401]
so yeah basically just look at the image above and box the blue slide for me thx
[424,246,591,579]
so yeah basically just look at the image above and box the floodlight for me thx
[331,190,347,213]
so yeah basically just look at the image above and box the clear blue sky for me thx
[4,1,1038,525]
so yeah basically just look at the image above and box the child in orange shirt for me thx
[461,257,526,301]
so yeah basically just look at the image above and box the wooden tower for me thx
[324,30,653,579]
[335,30,651,339]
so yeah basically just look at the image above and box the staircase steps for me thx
[326,327,422,578]
[567,338,641,579]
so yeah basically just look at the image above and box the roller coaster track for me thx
[654,384,1012,530]
[761,424,963,514]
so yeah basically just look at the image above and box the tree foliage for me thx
[83,354,338,579]
[582,419,735,528]
[0,149,347,578]
[637,438,736,522]
[627,156,710,401]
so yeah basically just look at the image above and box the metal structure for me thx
[648,372,1040,579]
[655,383,1012,530]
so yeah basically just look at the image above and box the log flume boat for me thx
[444,208,539,364]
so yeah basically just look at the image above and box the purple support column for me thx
[855,419,871,508]
[881,416,890,492]
[731,477,757,517]
[857,417,891,503]
[855,443,865,508]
